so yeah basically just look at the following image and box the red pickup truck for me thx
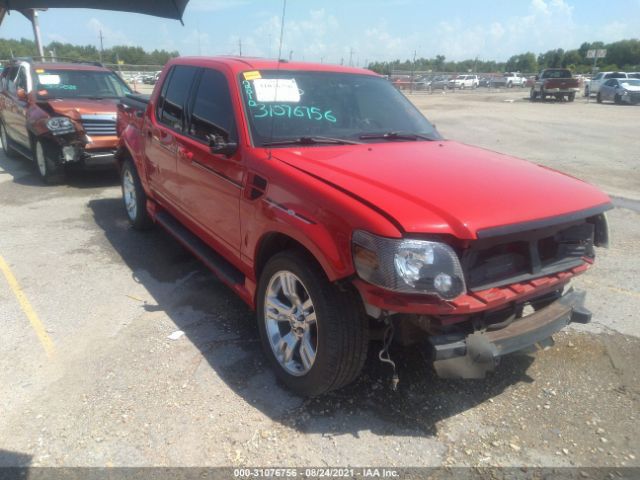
[117,57,611,396]
[530,68,580,102]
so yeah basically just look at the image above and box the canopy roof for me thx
[0,0,189,21]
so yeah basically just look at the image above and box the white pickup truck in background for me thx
[490,72,526,88]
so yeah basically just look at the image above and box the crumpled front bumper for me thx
[429,288,591,379]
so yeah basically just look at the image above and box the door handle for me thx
[178,147,194,160]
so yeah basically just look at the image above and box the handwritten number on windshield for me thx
[253,104,336,123]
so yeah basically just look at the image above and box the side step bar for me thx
[155,210,245,287]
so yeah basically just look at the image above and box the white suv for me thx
[448,74,479,89]
[585,72,628,97]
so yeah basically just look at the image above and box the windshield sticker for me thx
[38,74,61,85]
[252,104,336,123]
[243,70,262,81]
[254,79,301,103]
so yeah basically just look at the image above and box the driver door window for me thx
[188,69,237,143]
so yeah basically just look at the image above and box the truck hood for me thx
[273,141,611,239]
[42,98,119,120]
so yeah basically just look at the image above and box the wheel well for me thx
[114,147,132,171]
[255,233,325,280]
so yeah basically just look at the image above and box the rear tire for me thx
[34,140,64,184]
[0,121,18,158]
[597,93,602,103]
[257,250,369,396]
[121,159,153,230]
[614,94,622,105]
[530,88,538,101]
[567,93,575,102]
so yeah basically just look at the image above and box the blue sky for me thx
[1,0,639,64]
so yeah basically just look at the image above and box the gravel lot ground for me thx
[0,89,638,470]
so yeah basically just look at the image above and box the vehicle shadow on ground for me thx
[0,153,119,189]
[88,197,536,438]
[0,448,32,467]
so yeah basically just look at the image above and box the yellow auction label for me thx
[35,69,45,73]
[243,71,262,81]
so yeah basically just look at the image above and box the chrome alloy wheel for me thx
[123,168,137,221]
[264,271,317,376]
[36,142,47,177]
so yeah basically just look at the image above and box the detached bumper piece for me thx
[429,289,591,379]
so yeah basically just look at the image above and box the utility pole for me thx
[410,49,417,94]
[238,38,242,57]
[99,29,104,63]
[349,47,354,67]
[289,50,293,61]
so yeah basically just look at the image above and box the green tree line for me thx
[368,38,640,74]
[0,37,178,66]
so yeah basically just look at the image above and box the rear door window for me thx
[157,65,198,132]
[187,68,237,143]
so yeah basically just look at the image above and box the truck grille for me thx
[81,114,117,136]
[462,220,596,291]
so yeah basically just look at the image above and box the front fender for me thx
[253,200,352,283]
[118,124,151,194]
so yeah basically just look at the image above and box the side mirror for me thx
[17,88,27,101]
[208,133,238,157]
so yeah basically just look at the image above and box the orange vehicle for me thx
[0,59,132,183]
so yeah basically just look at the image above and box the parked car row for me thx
[584,71,640,100]
[392,72,532,91]
[0,55,614,397]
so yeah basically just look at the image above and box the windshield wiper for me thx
[359,131,435,141]
[262,136,361,147]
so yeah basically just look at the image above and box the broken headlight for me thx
[46,117,75,135]
[352,230,466,300]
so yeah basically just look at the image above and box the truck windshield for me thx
[34,69,131,99]
[239,70,441,146]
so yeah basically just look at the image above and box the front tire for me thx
[614,94,622,105]
[567,93,575,102]
[34,140,64,184]
[597,93,602,103]
[0,122,18,158]
[530,88,538,101]
[121,159,153,229]
[257,250,369,396]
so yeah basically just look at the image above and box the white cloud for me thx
[596,21,631,42]
[86,18,132,47]
[188,0,250,12]
[47,33,69,43]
